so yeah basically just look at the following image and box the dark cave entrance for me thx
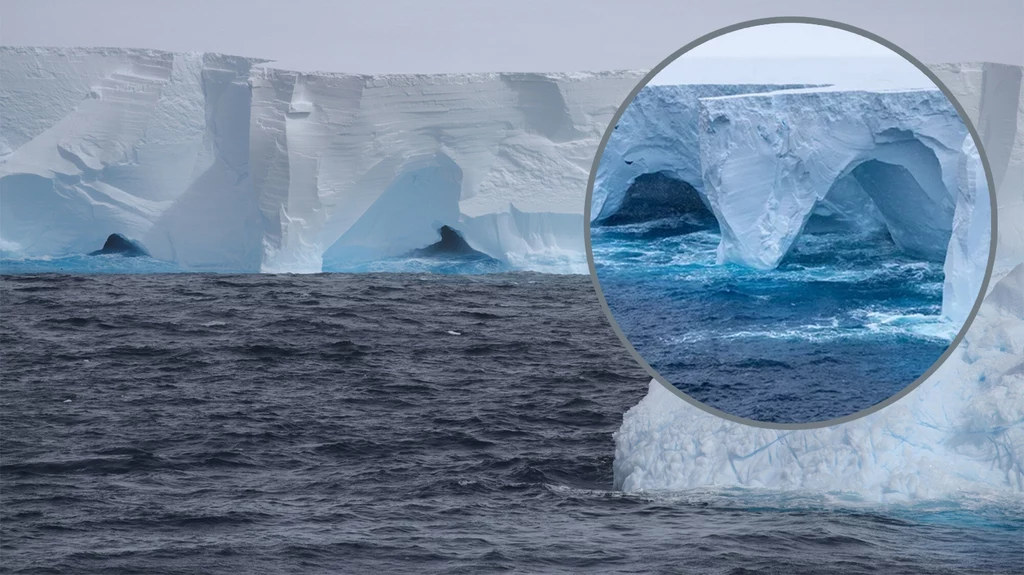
[597,172,718,233]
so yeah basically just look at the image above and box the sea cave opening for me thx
[785,140,956,273]
[321,152,464,270]
[597,172,718,233]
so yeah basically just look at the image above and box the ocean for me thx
[1,272,1020,574]
[591,211,956,424]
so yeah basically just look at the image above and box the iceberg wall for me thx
[1,48,1017,285]
[0,47,643,272]
[614,263,1024,501]
[932,63,1024,292]
[613,63,1024,500]
[0,48,266,269]
[251,68,643,272]
[698,88,966,269]
[942,136,991,325]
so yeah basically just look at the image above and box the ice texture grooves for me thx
[0,47,644,273]
[613,63,1024,500]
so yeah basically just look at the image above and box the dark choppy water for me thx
[2,273,1020,574]
[592,219,955,424]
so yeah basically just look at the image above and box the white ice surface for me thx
[250,68,642,272]
[942,135,991,325]
[0,48,267,270]
[590,84,812,223]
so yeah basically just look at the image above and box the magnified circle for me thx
[585,17,997,428]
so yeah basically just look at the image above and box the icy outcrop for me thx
[0,47,642,272]
[590,84,810,223]
[698,87,967,269]
[613,265,1024,501]
[932,63,1024,293]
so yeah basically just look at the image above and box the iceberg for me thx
[0,47,643,273]
[3,47,1014,283]
[589,84,811,224]
[0,48,266,271]
[698,87,967,269]
[613,63,1024,500]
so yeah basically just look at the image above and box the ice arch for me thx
[804,136,956,261]
[595,171,717,230]
[321,152,465,269]
[590,84,811,224]
[699,88,968,270]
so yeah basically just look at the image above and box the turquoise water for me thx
[592,216,955,424]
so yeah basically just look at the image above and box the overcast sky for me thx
[1,0,1021,74]
[651,23,934,88]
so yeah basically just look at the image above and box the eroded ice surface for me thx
[942,136,991,325]
[589,84,811,223]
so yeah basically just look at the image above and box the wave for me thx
[664,310,956,345]
[1,254,184,274]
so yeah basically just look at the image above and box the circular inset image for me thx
[586,19,996,427]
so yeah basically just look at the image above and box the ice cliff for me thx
[3,47,1013,288]
[0,47,643,272]
[698,87,967,268]
[595,65,1022,324]
[613,63,1024,500]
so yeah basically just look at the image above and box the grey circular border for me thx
[583,16,999,430]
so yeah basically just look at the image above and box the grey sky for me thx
[651,24,933,88]
[1,0,1021,73]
